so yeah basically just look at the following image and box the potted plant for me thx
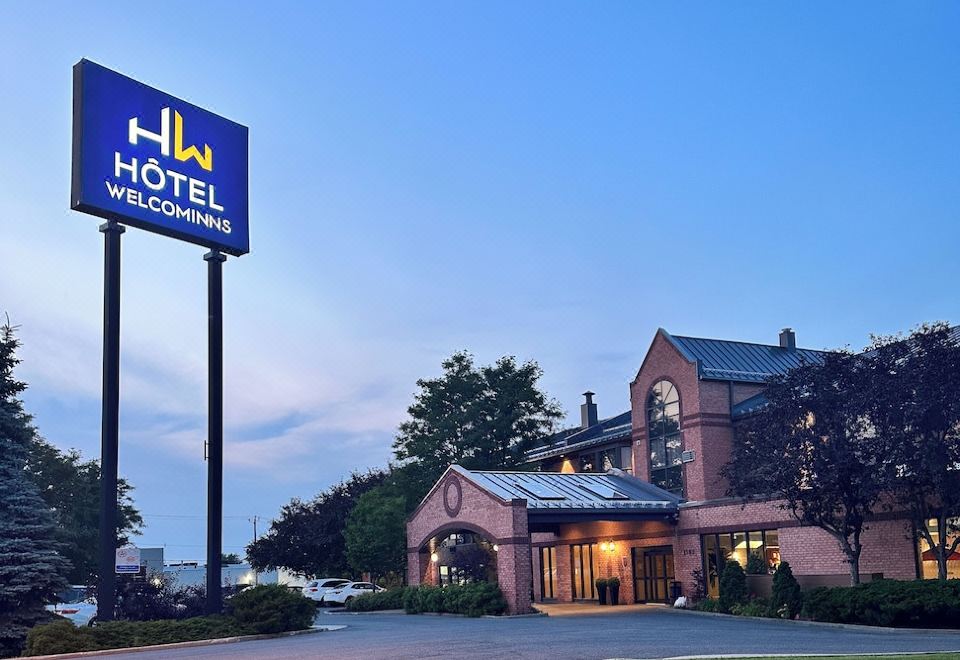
[595,578,608,605]
[608,577,620,605]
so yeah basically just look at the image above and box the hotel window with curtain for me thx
[647,380,682,494]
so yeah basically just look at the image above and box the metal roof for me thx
[525,411,632,462]
[729,325,960,418]
[730,392,769,419]
[664,331,827,383]
[454,465,680,513]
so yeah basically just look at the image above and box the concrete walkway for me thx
[536,602,667,616]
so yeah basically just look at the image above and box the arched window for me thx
[647,380,683,494]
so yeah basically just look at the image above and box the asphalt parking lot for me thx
[92,606,960,660]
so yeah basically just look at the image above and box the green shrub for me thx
[402,583,507,617]
[730,598,770,618]
[745,552,768,575]
[608,577,620,588]
[595,578,608,590]
[768,561,803,619]
[24,620,98,656]
[801,579,960,628]
[228,584,315,634]
[718,560,747,612]
[345,587,407,612]
[694,597,722,613]
[23,616,249,656]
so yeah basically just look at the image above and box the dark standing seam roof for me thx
[456,466,680,512]
[525,410,631,462]
[665,331,827,383]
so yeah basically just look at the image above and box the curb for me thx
[25,625,345,659]
[667,606,960,635]
[327,609,546,619]
[606,653,960,660]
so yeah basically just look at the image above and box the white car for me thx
[303,578,351,605]
[324,581,385,605]
[46,586,97,627]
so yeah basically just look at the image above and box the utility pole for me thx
[249,515,259,585]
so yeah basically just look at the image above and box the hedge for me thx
[345,588,407,612]
[802,579,960,628]
[24,616,249,656]
[24,584,316,656]
[402,583,507,617]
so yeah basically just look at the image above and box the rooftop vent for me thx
[779,328,796,351]
[580,391,598,429]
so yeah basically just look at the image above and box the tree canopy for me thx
[246,469,387,577]
[343,486,406,579]
[0,322,70,657]
[393,352,562,499]
[25,437,143,585]
[863,323,960,580]
[724,350,885,585]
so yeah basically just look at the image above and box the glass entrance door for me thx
[632,547,674,603]
[571,543,599,599]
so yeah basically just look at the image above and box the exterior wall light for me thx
[600,541,616,553]
[492,544,499,552]
[599,542,609,552]
[430,552,439,563]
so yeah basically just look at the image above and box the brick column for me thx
[497,542,533,614]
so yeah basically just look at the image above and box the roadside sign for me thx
[115,546,141,574]
[72,59,250,256]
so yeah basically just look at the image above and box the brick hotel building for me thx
[406,328,957,614]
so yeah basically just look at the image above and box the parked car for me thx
[324,581,385,605]
[303,578,350,605]
[46,586,97,627]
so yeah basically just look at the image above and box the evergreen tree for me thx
[768,561,802,619]
[717,560,746,613]
[0,322,70,657]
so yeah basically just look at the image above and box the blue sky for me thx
[1,1,958,562]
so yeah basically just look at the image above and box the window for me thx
[918,518,960,579]
[701,529,781,598]
[647,380,682,494]
[539,546,557,600]
[574,444,631,474]
[620,446,633,474]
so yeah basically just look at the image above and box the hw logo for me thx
[128,107,213,172]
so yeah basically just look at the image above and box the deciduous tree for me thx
[393,352,562,495]
[865,323,960,581]
[724,350,885,585]
[25,438,143,585]
[343,486,406,579]
[246,470,386,577]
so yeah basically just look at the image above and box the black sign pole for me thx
[204,250,226,614]
[98,221,124,622]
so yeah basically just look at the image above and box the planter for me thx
[609,584,620,605]
[597,585,608,605]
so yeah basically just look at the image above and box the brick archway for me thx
[406,467,532,613]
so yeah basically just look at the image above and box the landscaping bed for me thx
[694,560,960,629]
[344,583,507,617]
[24,584,316,656]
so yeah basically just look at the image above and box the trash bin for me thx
[670,580,682,600]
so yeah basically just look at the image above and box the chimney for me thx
[580,391,598,429]
[779,328,796,350]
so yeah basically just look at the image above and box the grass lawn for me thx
[726,656,960,660]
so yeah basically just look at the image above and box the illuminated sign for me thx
[72,60,249,256]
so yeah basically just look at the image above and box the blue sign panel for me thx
[72,60,249,256]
